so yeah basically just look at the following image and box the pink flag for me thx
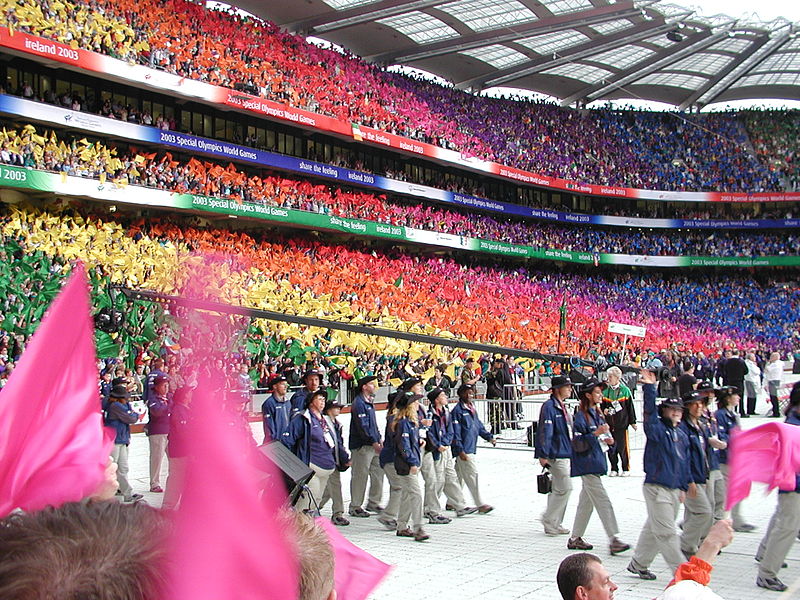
[0,263,110,517]
[316,518,392,600]
[725,421,800,510]
[167,340,298,598]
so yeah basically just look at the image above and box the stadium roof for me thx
[229,0,800,108]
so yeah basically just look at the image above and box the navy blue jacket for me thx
[782,410,800,493]
[570,408,609,477]
[348,393,381,450]
[143,367,167,402]
[283,410,335,467]
[429,406,455,460]
[701,415,721,471]
[680,417,710,484]
[262,393,292,444]
[714,407,738,465]
[394,417,422,468]
[642,383,690,490]
[290,388,313,416]
[451,401,493,455]
[379,416,396,468]
[103,399,139,445]
[535,395,572,459]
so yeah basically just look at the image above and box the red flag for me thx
[0,264,111,517]
[315,518,392,600]
[167,332,298,598]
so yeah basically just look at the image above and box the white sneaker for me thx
[609,471,619,477]
[622,471,631,477]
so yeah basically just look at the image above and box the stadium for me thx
[0,0,798,598]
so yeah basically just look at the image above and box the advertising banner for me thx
[3,28,800,205]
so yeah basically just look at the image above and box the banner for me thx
[3,28,800,204]
[3,96,798,231]
[0,164,797,268]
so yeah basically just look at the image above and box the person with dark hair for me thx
[557,553,617,600]
[722,350,747,416]
[763,352,784,418]
[679,391,714,560]
[567,378,630,556]
[536,375,574,535]
[0,501,169,599]
[713,386,754,533]
[627,370,690,580]
[485,357,510,434]
[163,386,193,511]
[103,383,142,503]
[676,361,697,399]
[319,398,351,527]
[428,386,476,518]
[143,356,166,403]
[754,380,800,592]
[291,369,323,417]
[425,364,452,396]
[391,392,429,542]
[452,384,496,514]
[284,390,337,514]
[261,375,291,444]
[348,375,384,518]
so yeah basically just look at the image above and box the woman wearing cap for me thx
[284,390,337,514]
[452,384,496,514]
[103,384,142,503]
[391,393,429,542]
[319,399,351,526]
[755,381,800,592]
[713,386,754,533]
[628,370,690,580]
[567,378,630,555]
[678,391,714,560]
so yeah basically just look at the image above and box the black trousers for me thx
[607,427,630,473]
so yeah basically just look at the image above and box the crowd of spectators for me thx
[3,0,796,195]
[741,109,800,192]
[2,123,797,257]
[3,203,798,365]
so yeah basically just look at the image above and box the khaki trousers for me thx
[162,455,186,510]
[435,452,466,510]
[631,484,684,573]
[320,468,345,515]
[110,444,132,498]
[756,492,800,579]
[541,458,572,529]
[705,469,725,521]
[680,482,713,554]
[719,464,747,528]
[397,470,424,531]
[382,463,403,520]
[421,451,440,515]
[349,446,384,510]
[455,453,484,506]
[571,474,619,540]
[301,462,334,513]
[148,434,168,488]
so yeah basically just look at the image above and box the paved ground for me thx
[127,385,800,600]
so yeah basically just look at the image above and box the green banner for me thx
[1,165,798,269]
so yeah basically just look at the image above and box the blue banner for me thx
[1,95,797,231]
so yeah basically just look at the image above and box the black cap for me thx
[715,386,739,401]
[111,376,127,387]
[551,375,573,390]
[457,383,475,398]
[682,391,708,406]
[396,392,423,410]
[109,384,130,399]
[696,380,716,394]
[153,375,169,385]
[302,369,323,382]
[304,389,328,408]
[357,375,378,389]
[323,398,342,413]
[400,376,422,390]
[578,377,606,397]
[659,398,684,410]
[427,387,445,403]
[269,375,288,389]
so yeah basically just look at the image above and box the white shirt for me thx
[745,359,760,383]
[763,360,784,383]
